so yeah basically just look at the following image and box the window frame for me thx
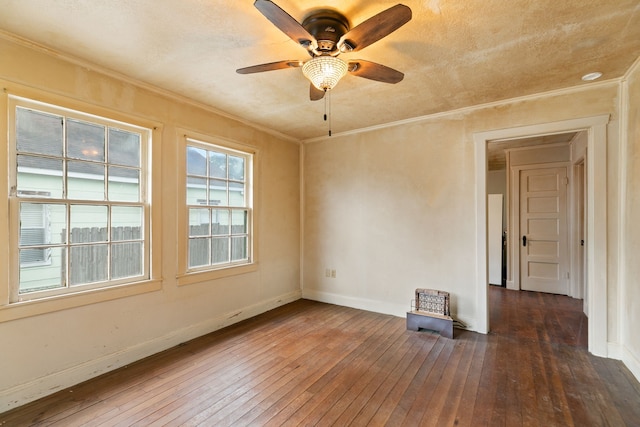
[177,132,258,285]
[1,90,162,318]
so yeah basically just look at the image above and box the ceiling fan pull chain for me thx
[324,91,327,122]
[327,90,333,137]
[324,89,333,136]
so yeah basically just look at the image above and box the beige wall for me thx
[303,83,621,335]
[0,37,301,410]
[623,59,640,379]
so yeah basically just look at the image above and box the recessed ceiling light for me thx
[582,72,602,81]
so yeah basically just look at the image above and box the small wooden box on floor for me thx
[407,288,453,338]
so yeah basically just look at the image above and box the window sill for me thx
[0,279,163,323]
[177,263,258,286]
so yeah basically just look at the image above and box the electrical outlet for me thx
[331,269,336,278]
[325,268,331,277]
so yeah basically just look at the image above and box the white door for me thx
[520,167,569,294]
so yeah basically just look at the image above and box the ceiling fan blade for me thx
[348,60,404,83]
[310,84,325,101]
[338,4,411,52]
[254,0,317,50]
[236,60,304,74]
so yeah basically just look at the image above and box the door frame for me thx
[571,159,587,305]
[474,115,609,357]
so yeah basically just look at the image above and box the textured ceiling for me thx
[1,0,639,140]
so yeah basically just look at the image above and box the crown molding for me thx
[0,30,299,146]
[302,79,621,144]
[623,55,640,80]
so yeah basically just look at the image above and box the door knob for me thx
[522,235,527,246]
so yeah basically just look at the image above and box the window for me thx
[9,97,150,301]
[185,139,252,271]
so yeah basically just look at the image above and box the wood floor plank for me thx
[364,335,440,426]
[448,332,488,427]
[310,320,409,425]
[343,333,433,426]
[470,332,500,426]
[196,314,382,425]
[331,329,420,426]
[233,332,370,425]
[139,304,364,426]
[597,360,640,426]
[384,335,451,425]
[287,315,404,425]
[3,290,640,427]
[430,334,478,427]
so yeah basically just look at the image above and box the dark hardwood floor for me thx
[2,286,640,426]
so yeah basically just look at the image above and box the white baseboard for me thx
[301,289,477,332]
[622,345,640,383]
[0,290,301,413]
[608,342,623,360]
[302,288,406,318]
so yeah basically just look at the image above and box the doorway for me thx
[474,115,609,357]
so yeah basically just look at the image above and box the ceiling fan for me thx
[237,0,412,101]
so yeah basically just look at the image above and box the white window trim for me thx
[0,85,163,322]
[176,130,259,286]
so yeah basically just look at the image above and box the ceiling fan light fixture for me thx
[302,56,348,91]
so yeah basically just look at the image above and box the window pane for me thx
[68,161,105,200]
[17,155,63,198]
[187,146,207,176]
[212,209,229,235]
[20,203,67,246]
[47,204,67,244]
[211,237,229,264]
[209,151,227,179]
[111,206,142,241]
[209,179,227,206]
[231,210,248,234]
[69,244,108,285]
[70,205,108,243]
[229,181,245,207]
[67,118,105,162]
[228,155,245,181]
[109,128,140,167]
[16,108,63,156]
[189,237,210,268]
[108,166,140,202]
[189,208,210,236]
[112,242,143,279]
[231,236,248,262]
[19,203,51,264]
[187,176,206,205]
[20,203,45,228]
[19,247,66,293]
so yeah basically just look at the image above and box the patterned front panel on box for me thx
[415,288,450,316]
